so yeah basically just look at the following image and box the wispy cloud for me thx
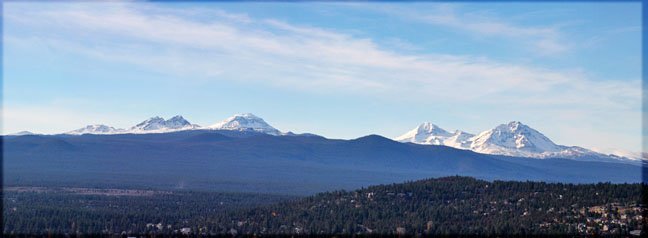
[354,4,571,55]
[5,3,637,105]
[3,2,641,152]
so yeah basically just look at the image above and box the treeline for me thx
[3,176,645,236]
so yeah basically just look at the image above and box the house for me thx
[588,206,606,214]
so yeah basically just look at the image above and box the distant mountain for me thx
[129,115,200,133]
[66,124,125,135]
[63,115,200,135]
[395,122,473,148]
[470,121,564,156]
[38,115,638,163]
[395,122,451,145]
[396,121,638,163]
[8,131,37,136]
[59,113,284,136]
[3,131,643,195]
[208,113,281,135]
[282,131,324,137]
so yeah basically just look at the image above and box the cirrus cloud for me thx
[3,2,641,152]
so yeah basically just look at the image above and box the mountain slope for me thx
[396,121,638,163]
[62,115,201,135]
[60,113,282,136]
[66,124,125,135]
[8,131,37,136]
[444,130,474,148]
[3,131,643,195]
[395,122,452,144]
[129,115,199,133]
[208,113,281,135]
[395,122,473,149]
[470,121,563,156]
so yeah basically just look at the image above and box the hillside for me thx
[3,177,645,235]
[3,131,644,195]
[217,176,645,235]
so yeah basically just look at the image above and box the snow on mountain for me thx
[469,121,564,157]
[444,130,475,149]
[208,113,281,135]
[396,121,639,163]
[589,148,643,161]
[64,116,200,135]
[128,115,200,133]
[66,124,126,135]
[8,131,37,136]
[540,146,629,162]
[468,122,639,162]
[395,122,473,149]
[60,114,281,136]
[394,122,450,144]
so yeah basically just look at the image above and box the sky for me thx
[2,2,642,156]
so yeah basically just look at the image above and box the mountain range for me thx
[9,113,636,163]
[4,128,644,195]
[395,121,638,163]
[63,114,267,135]
[4,113,644,195]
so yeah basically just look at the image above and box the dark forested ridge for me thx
[3,132,644,195]
[3,176,646,236]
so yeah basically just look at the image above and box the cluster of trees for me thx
[215,176,645,235]
[3,191,294,235]
[3,176,645,236]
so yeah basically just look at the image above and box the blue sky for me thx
[2,2,642,155]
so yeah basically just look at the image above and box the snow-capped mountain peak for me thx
[505,121,523,131]
[396,120,638,163]
[66,124,125,135]
[61,114,282,136]
[395,122,464,146]
[131,116,166,131]
[208,113,281,135]
[470,121,563,155]
[417,122,451,136]
[162,115,194,129]
[129,115,199,132]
